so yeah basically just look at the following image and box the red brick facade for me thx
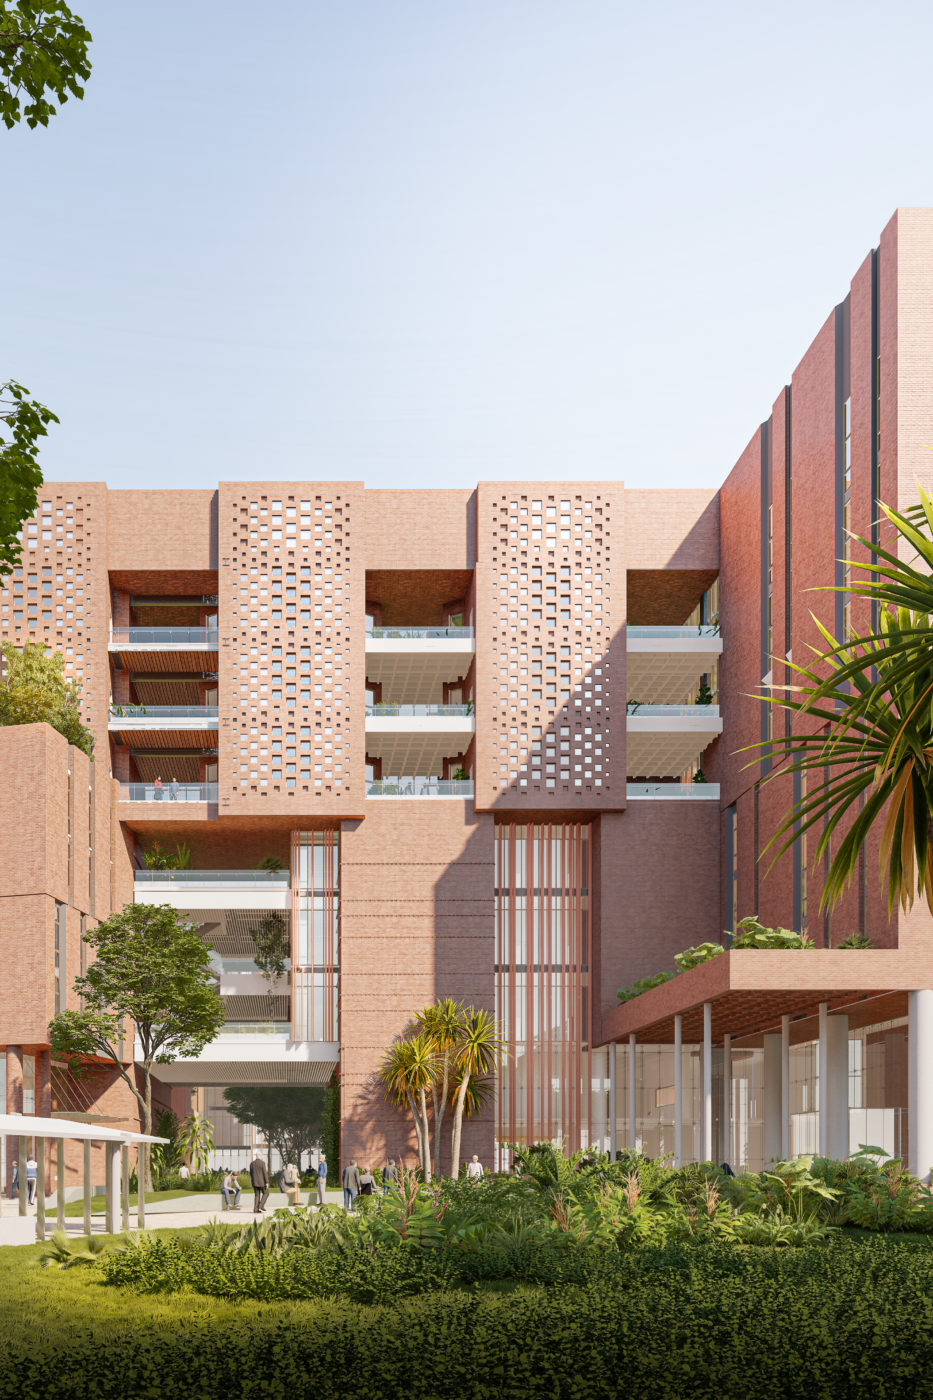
[1,208,932,1171]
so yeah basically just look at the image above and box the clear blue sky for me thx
[4,0,933,492]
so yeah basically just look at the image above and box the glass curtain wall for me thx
[495,822,594,1161]
[291,829,340,1041]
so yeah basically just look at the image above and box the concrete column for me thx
[818,1003,829,1158]
[721,1034,732,1166]
[36,1049,51,1118]
[781,1015,791,1160]
[5,1046,23,1207]
[702,1003,713,1162]
[120,1146,130,1232]
[762,1033,782,1165]
[628,1033,637,1153]
[35,1138,46,1242]
[104,1142,120,1234]
[608,1046,617,1160]
[908,990,933,1182]
[674,1014,683,1167]
[83,1140,92,1236]
[56,1139,66,1230]
[825,1015,850,1161]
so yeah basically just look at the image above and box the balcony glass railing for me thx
[367,778,474,797]
[216,1022,292,1036]
[626,704,721,718]
[365,703,473,718]
[626,782,721,800]
[120,782,217,802]
[135,869,290,886]
[109,704,219,720]
[627,625,721,640]
[110,626,218,646]
[366,625,474,640]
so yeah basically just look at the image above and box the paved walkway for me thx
[0,1187,347,1245]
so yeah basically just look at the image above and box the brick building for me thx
[3,206,933,1184]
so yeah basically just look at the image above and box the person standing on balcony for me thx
[249,1152,269,1213]
[169,778,179,802]
[153,776,163,802]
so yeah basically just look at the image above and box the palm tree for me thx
[413,997,465,1177]
[378,1032,439,1180]
[449,1007,506,1181]
[755,491,933,915]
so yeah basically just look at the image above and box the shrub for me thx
[9,1238,933,1399]
[617,970,675,1002]
[731,916,813,950]
[673,942,724,971]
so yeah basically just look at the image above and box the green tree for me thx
[449,1007,505,1181]
[177,1112,215,1175]
[249,911,290,986]
[756,493,933,915]
[222,1086,325,1173]
[413,997,466,1178]
[48,903,225,1191]
[1,4,92,563]
[0,383,59,578]
[0,0,91,129]
[0,640,93,753]
[379,1032,439,1181]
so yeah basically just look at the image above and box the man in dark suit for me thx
[249,1152,269,1213]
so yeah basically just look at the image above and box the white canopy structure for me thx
[0,1112,168,1241]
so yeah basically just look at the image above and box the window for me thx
[54,902,66,1014]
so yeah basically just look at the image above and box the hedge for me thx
[3,1237,933,1399]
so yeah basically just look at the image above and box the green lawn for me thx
[63,1188,194,1217]
[0,1228,323,1336]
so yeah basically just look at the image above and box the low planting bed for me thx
[5,1147,933,1399]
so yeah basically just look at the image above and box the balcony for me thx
[134,868,290,911]
[111,626,218,647]
[367,777,474,798]
[108,704,219,731]
[627,625,722,705]
[139,1032,339,1086]
[365,626,475,704]
[626,782,720,801]
[119,782,217,803]
[365,702,475,773]
[109,626,220,675]
[626,704,723,778]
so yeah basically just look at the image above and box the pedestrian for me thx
[359,1166,375,1197]
[169,778,179,802]
[381,1159,398,1195]
[342,1158,360,1212]
[153,775,163,801]
[221,1169,242,1210]
[249,1151,269,1213]
[10,1160,18,1200]
[720,1161,736,1178]
[315,1153,327,1207]
[466,1154,484,1182]
[178,1161,190,1181]
[282,1161,301,1208]
[25,1154,38,1205]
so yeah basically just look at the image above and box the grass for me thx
[63,1188,194,1217]
[0,1228,328,1342]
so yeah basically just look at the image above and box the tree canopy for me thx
[0,639,93,753]
[0,0,91,129]
[223,1086,325,1170]
[49,903,225,1186]
[0,381,58,579]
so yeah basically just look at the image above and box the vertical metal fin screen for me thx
[495,822,592,1153]
[291,829,339,1041]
